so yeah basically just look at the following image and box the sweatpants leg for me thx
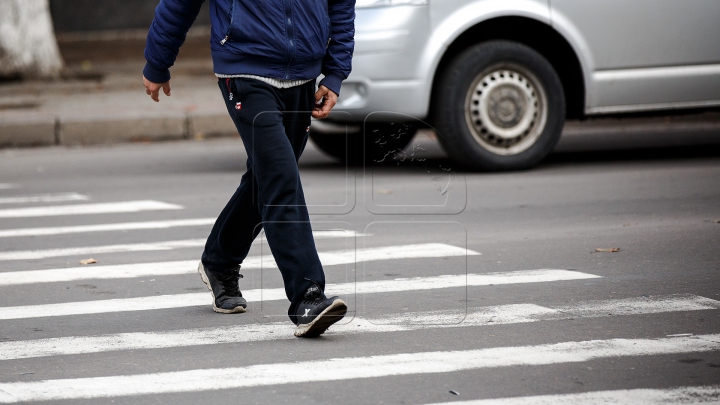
[202,78,324,324]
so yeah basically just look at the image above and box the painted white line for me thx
[0,239,207,261]
[266,243,477,270]
[0,260,198,286]
[0,218,215,238]
[0,334,719,403]
[0,220,364,238]
[423,385,720,405]
[0,230,365,261]
[0,295,715,361]
[0,200,182,219]
[0,269,596,320]
[371,294,720,326]
[0,193,89,205]
[0,240,471,270]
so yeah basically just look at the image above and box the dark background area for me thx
[49,0,211,32]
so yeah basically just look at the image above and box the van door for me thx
[550,0,720,113]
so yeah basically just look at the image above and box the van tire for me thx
[434,40,566,171]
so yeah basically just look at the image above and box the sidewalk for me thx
[1,33,719,149]
[0,33,236,147]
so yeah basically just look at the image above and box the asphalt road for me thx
[0,129,719,404]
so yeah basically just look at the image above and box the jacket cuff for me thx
[143,62,171,84]
[319,73,344,97]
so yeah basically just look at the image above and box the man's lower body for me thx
[198,77,346,337]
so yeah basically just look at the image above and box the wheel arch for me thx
[428,16,586,123]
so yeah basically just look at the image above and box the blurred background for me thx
[1,0,719,160]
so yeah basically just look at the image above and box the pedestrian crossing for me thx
[0,192,88,205]
[0,217,216,238]
[427,386,720,404]
[0,200,181,218]
[0,187,718,404]
[1,294,716,361]
[0,269,597,320]
[0,334,718,403]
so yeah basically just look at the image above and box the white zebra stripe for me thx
[0,200,182,218]
[0,269,596,320]
[0,334,718,403]
[0,295,715,361]
[0,192,89,204]
[0,218,216,238]
[0,239,206,261]
[422,385,720,405]
[0,243,472,283]
[0,221,365,239]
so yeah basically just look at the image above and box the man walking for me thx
[142,0,355,337]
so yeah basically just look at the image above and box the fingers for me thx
[162,82,172,97]
[314,86,328,104]
[312,101,330,119]
[312,86,337,119]
[142,75,171,103]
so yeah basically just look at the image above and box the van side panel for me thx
[551,0,720,113]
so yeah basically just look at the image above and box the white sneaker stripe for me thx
[0,334,718,403]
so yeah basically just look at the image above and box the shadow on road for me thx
[544,143,720,168]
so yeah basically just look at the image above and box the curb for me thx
[0,115,57,148]
[0,110,238,148]
[2,109,719,149]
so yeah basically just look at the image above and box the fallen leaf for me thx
[714,220,720,224]
[595,248,620,253]
[79,258,97,265]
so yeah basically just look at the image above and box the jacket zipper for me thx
[283,0,296,79]
[221,0,235,45]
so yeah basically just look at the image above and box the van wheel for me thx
[309,122,416,164]
[434,40,565,171]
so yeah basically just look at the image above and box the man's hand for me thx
[312,85,337,119]
[143,76,171,102]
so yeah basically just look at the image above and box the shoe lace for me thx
[302,278,326,305]
[219,267,243,297]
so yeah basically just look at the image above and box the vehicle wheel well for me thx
[430,17,585,121]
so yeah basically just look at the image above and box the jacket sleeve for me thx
[319,0,355,96]
[143,0,206,83]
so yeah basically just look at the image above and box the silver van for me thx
[311,0,720,170]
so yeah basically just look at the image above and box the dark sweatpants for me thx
[201,77,325,324]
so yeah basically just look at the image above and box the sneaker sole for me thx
[197,262,246,314]
[294,298,347,338]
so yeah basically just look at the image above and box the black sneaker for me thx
[197,262,247,314]
[294,282,347,337]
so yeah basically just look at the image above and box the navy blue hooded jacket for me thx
[143,0,355,96]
